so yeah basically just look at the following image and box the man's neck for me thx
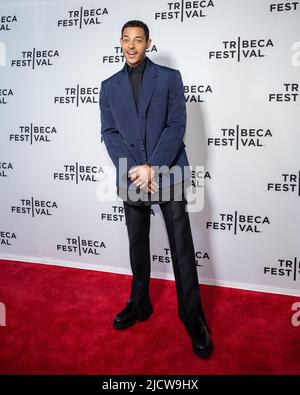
[126,56,146,69]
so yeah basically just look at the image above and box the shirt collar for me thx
[126,56,148,75]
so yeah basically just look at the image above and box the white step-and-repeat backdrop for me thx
[1,0,299,296]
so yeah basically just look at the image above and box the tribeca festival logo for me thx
[9,123,58,144]
[57,6,108,28]
[100,205,125,222]
[152,248,172,264]
[154,0,215,21]
[190,168,210,188]
[269,1,300,12]
[53,163,104,184]
[267,172,300,195]
[11,49,59,69]
[195,250,210,267]
[0,230,17,246]
[102,45,158,64]
[11,197,58,217]
[268,83,299,102]
[0,302,6,327]
[0,88,13,104]
[57,236,106,256]
[184,84,212,103]
[207,211,270,234]
[208,125,273,149]
[152,247,210,267]
[54,84,99,105]
[0,14,17,31]
[209,37,274,61]
[0,161,13,177]
[264,256,300,282]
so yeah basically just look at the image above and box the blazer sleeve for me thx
[147,70,186,168]
[99,82,137,172]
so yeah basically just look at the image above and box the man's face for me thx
[120,27,151,68]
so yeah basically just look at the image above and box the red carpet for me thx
[0,259,299,375]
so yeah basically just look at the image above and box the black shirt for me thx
[126,56,148,109]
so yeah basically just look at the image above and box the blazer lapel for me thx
[115,58,158,162]
[117,64,139,122]
[117,57,158,119]
[115,64,142,165]
[137,58,158,118]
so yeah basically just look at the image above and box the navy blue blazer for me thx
[99,57,191,197]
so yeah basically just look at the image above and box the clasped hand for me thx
[128,165,159,194]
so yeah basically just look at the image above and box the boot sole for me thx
[113,310,153,330]
[192,343,213,359]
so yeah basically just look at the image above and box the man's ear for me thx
[147,39,152,49]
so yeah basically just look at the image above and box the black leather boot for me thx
[184,316,213,359]
[113,297,153,330]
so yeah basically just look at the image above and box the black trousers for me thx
[123,197,206,329]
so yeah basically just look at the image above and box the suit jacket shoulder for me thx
[101,68,123,87]
[153,61,178,74]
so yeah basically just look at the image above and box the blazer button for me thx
[130,144,135,147]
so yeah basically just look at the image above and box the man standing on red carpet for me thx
[99,20,212,359]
